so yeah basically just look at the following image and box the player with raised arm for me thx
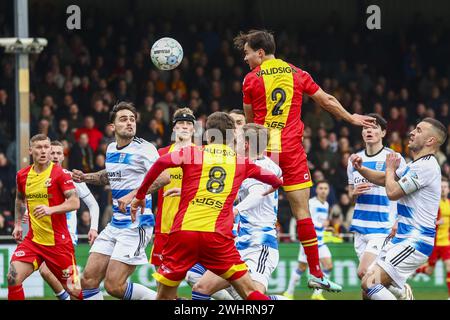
[152,107,196,268]
[346,114,407,299]
[34,140,100,300]
[234,29,375,291]
[72,102,170,300]
[284,180,334,300]
[351,118,446,300]
[414,176,450,300]
[8,134,81,300]
[131,112,283,300]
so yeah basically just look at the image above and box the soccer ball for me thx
[150,37,183,71]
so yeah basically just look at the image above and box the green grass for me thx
[288,289,448,300]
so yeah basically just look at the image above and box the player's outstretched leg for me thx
[188,266,235,300]
[39,262,70,300]
[286,189,342,292]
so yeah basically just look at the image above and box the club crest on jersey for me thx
[44,178,52,187]
[119,153,127,163]
[375,161,384,171]
[61,268,71,279]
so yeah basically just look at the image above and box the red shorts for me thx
[428,245,450,266]
[153,231,247,287]
[267,146,312,192]
[150,233,169,267]
[11,237,80,287]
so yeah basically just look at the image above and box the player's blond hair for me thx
[173,107,194,118]
[29,134,50,147]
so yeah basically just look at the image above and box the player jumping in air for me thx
[72,102,169,300]
[8,134,81,300]
[414,176,450,300]
[284,180,334,300]
[234,29,375,291]
[351,118,446,300]
[131,112,283,300]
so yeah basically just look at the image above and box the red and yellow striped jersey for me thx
[16,162,75,246]
[436,199,450,246]
[136,144,283,238]
[243,58,320,153]
[155,144,183,234]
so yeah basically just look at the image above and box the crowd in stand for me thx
[1,9,450,240]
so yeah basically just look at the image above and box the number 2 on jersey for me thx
[271,88,286,116]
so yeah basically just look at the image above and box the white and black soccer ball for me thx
[150,37,183,71]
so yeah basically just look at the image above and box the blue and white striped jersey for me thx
[347,147,406,236]
[235,156,282,251]
[309,197,329,247]
[106,137,159,229]
[392,154,441,256]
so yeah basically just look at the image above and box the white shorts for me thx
[375,239,428,288]
[238,245,279,290]
[354,233,389,260]
[298,244,332,263]
[90,223,153,265]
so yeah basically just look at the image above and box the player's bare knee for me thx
[104,278,123,298]
[81,273,99,289]
[192,281,209,295]
[357,268,367,280]
[298,263,307,273]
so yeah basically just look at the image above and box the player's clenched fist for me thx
[33,205,53,219]
[72,169,85,183]
[349,154,363,170]
[130,198,146,223]
[12,225,23,243]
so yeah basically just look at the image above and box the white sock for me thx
[285,268,303,295]
[388,285,405,299]
[366,284,397,300]
[124,282,157,300]
[269,295,291,300]
[55,289,70,300]
[211,289,234,300]
[82,288,104,300]
[185,270,203,287]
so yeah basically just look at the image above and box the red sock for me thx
[447,272,450,297]
[246,291,270,300]
[8,284,25,300]
[297,218,323,278]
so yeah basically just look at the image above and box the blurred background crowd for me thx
[1,2,450,240]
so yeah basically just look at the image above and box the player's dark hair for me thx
[206,112,235,145]
[422,117,447,146]
[442,176,449,183]
[29,134,50,146]
[234,29,276,55]
[243,123,269,155]
[366,113,387,131]
[50,140,64,147]
[229,109,245,116]
[109,101,137,123]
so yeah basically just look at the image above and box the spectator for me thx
[0,152,14,190]
[386,106,407,138]
[67,103,84,130]
[74,116,104,152]
[69,132,94,172]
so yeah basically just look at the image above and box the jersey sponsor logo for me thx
[26,192,51,199]
[108,171,123,182]
[204,147,236,157]
[170,173,183,180]
[256,66,297,77]
[64,179,73,185]
[14,250,25,257]
[191,197,224,209]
